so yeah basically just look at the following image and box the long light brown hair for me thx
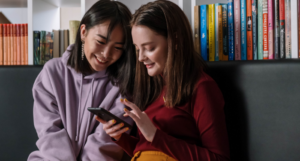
[131,0,206,110]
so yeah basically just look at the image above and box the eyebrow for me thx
[97,34,124,45]
[134,42,154,47]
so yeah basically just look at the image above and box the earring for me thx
[81,43,85,60]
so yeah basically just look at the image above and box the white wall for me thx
[196,0,227,5]
[32,0,60,31]
[0,8,27,23]
[60,7,81,29]
[118,0,178,13]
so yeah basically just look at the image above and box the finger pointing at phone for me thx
[121,98,157,142]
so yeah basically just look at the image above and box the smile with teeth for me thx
[95,55,108,63]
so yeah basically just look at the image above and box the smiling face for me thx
[132,25,168,76]
[80,20,124,72]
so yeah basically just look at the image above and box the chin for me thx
[147,69,160,77]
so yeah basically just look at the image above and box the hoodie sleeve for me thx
[80,94,134,161]
[28,66,76,161]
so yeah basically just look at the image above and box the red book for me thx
[0,24,3,65]
[25,24,28,65]
[247,0,253,60]
[13,24,17,65]
[16,24,21,65]
[7,24,11,65]
[10,24,14,65]
[3,24,7,65]
[20,24,25,65]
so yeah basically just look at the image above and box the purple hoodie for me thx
[28,45,133,161]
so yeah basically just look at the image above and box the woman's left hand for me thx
[121,99,157,142]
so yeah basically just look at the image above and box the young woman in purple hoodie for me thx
[27,1,135,161]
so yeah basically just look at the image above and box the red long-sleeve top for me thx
[115,72,230,161]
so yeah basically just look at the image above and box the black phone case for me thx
[88,107,132,129]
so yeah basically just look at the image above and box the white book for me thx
[291,0,298,58]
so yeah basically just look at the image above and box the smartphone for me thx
[88,107,132,130]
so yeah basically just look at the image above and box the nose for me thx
[102,46,112,58]
[138,50,147,62]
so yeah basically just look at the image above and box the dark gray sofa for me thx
[1,60,300,161]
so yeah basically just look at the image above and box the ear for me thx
[80,24,87,42]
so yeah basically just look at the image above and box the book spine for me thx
[40,31,46,65]
[241,0,247,60]
[218,5,223,61]
[268,0,274,59]
[234,0,241,60]
[200,5,208,61]
[33,31,40,65]
[44,32,51,63]
[7,24,11,65]
[13,24,17,65]
[222,4,228,61]
[228,1,235,60]
[16,24,21,65]
[69,20,80,45]
[274,0,280,59]
[299,0,300,58]
[0,24,2,65]
[252,0,258,60]
[3,24,7,65]
[285,0,291,58]
[208,4,215,61]
[50,32,54,59]
[10,24,14,65]
[21,24,25,65]
[279,0,285,58]
[25,24,28,65]
[291,0,298,58]
[59,30,64,57]
[215,4,219,61]
[258,0,264,59]
[194,6,200,55]
[247,0,253,60]
[263,0,269,59]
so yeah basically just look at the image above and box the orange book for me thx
[20,24,25,65]
[7,24,11,65]
[25,24,28,65]
[3,24,7,65]
[10,24,14,65]
[16,24,21,65]
[246,0,253,60]
[0,24,3,65]
[13,24,17,65]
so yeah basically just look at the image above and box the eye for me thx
[97,40,105,44]
[149,48,155,52]
[115,47,123,51]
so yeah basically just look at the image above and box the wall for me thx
[60,7,81,29]
[0,8,27,23]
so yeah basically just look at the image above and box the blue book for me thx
[215,3,220,61]
[241,0,247,60]
[227,1,234,60]
[252,0,258,60]
[200,5,208,61]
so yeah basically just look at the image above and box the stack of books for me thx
[194,0,300,61]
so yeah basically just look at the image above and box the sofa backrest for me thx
[207,60,300,161]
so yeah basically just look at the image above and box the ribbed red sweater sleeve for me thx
[150,80,230,161]
[114,133,139,157]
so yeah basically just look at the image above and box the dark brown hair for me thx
[67,0,135,97]
[131,0,206,110]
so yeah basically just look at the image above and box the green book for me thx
[39,31,46,65]
[258,0,263,60]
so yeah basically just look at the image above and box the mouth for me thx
[94,54,108,64]
[145,63,155,69]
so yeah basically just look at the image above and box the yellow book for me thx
[208,4,215,61]
[218,5,223,61]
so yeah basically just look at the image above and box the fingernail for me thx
[123,113,127,116]
[111,120,116,124]
[120,123,124,127]
[120,98,124,102]
[124,98,128,102]
[125,127,129,131]
[124,108,128,112]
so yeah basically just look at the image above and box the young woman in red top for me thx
[96,1,230,160]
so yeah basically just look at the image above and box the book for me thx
[252,0,258,60]
[3,24,7,65]
[222,4,228,61]
[279,0,285,58]
[60,30,64,56]
[274,0,280,59]
[241,0,247,60]
[299,0,300,58]
[194,6,200,55]
[16,24,21,65]
[10,24,14,65]
[25,24,28,65]
[7,24,11,65]
[21,24,25,65]
[40,31,46,65]
[53,30,60,58]
[291,0,298,58]
[200,5,208,61]
[13,24,17,65]
[268,0,274,59]
[208,4,215,61]
[44,32,51,62]
[228,0,235,60]
[215,3,221,61]
[263,0,268,59]
[218,4,224,61]
[234,0,241,60]
[258,0,263,59]
[69,20,80,45]
[33,31,40,65]
[0,24,2,65]
[247,0,253,60]
[285,0,291,58]
[64,30,69,51]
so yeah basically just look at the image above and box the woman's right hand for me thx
[95,116,129,141]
